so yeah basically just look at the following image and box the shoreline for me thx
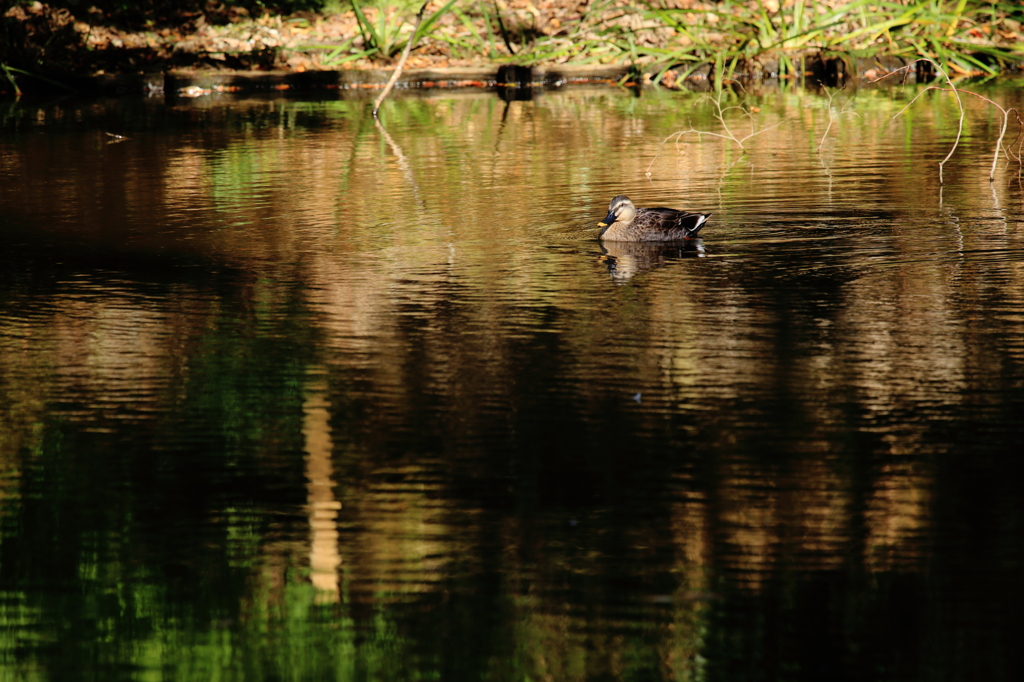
[4,55,957,99]
[4,1,1022,98]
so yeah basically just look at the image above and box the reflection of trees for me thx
[303,370,341,600]
[1,86,1023,679]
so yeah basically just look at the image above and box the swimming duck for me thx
[597,195,711,242]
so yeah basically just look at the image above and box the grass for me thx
[405,1,1023,80]
[1,63,22,97]
[2,1,1023,95]
[321,0,457,66]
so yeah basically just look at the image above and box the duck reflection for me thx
[599,240,706,283]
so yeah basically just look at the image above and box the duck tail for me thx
[688,213,712,238]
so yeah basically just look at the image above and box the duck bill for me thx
[597,211,616,228]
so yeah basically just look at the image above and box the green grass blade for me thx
[351,0,381,53]
[414,0,459,43]
[321,48,377,67]
[319,36,357,61]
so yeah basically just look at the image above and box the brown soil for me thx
[3,1,640,76]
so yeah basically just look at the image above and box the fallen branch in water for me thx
[817,85,857,153]
[872,59,1023,183]
[372,2,429,118]
[946,89,1019,180]
[871,59,963,185]
[933,88,1022,181]
[645,92,781,176]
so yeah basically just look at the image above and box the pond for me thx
[2,77,1024,681]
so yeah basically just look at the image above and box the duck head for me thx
[597,195,636,234]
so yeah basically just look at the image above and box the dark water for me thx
[2,79,1024,681]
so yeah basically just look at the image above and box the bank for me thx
[3,1,1023,97]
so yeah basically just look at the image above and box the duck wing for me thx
[646,207,712,238]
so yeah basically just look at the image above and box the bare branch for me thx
[818,92,836,153]
[645,103,781,178]
[373,2,429,118]
[870,58,963,185]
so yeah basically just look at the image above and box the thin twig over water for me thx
[873,59,964,185]
[873,58,1023,183]
[933,88,1022,181]
[646,93,780,177]
[373,2,429,118]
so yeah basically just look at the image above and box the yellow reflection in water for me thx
[303,370,341,601]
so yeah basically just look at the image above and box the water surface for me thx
[2,80,1024,681]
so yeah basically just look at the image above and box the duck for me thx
[597,195,711,242]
